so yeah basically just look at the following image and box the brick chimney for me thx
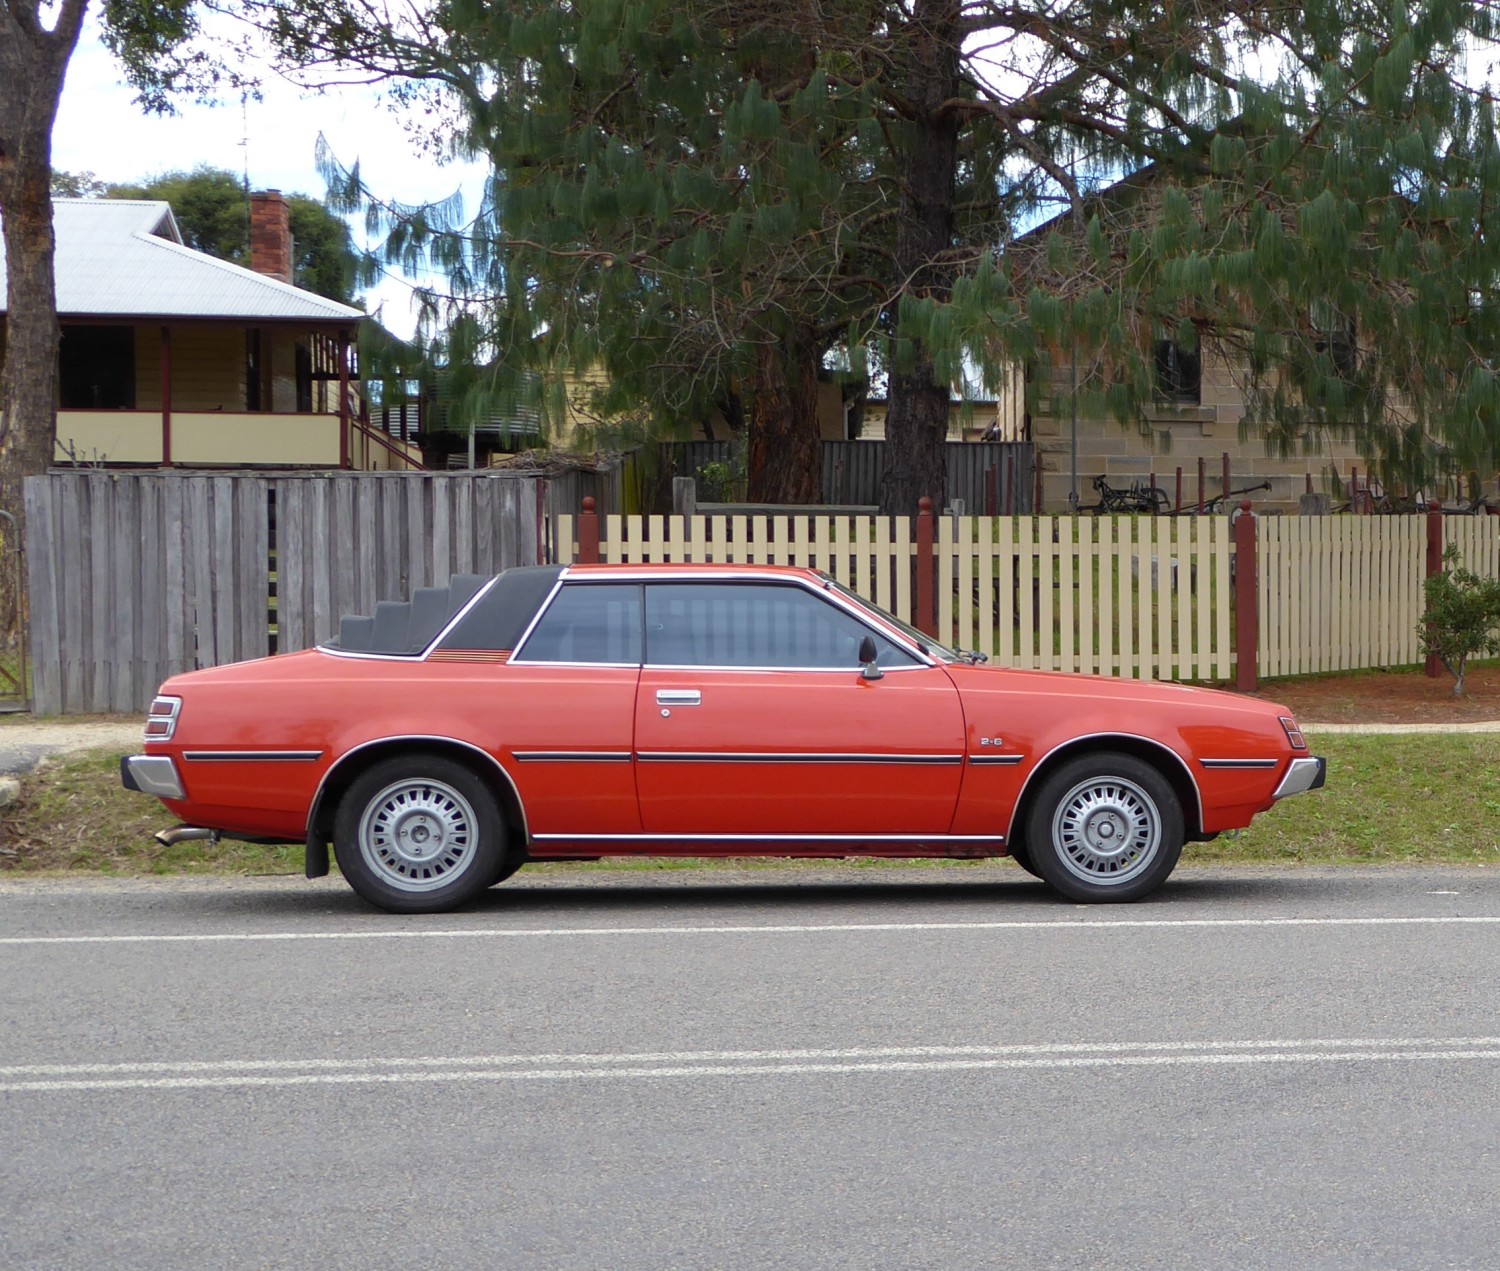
[248,190,293,284]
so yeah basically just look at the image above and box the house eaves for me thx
[0,199,363,324]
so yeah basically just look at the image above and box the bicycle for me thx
[1086,474,1171,515]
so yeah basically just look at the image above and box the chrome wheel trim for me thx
[1050,774,1161,886]
[357,777,479,892]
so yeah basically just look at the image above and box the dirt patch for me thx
[1244,663,1500,723]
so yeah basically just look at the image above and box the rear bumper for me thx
[1273,756,1327,801]
[120,754,184,800]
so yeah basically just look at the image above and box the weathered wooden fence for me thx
[654,440,1035,513]
[25,471,546,714]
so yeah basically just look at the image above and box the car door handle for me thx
[656,689,701,706]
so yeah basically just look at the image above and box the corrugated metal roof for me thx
[0,199,363,323]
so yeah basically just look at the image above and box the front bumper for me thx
[1272,755,1327,800]
[120,754,184,800]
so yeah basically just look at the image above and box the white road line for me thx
[5,1040,1500,1093]
[5,1036,1499,1078]
[3,915,1500,946]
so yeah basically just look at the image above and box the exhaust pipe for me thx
[155,826,220,848]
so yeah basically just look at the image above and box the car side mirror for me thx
[858,635,883,681]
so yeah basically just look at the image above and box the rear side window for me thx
[517,583,642,664]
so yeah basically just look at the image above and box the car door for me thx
[633,579,965,837]
[503,580,643,836]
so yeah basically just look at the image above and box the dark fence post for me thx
[916,496,936,637]
[1425,505,1444,678]
[579,496,600,564]
[1234,500,1258,691]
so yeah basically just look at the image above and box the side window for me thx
[518,583,641,664]
[644,582,918,670]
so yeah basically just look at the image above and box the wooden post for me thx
[1305,472,1314,496]
[1221,452,1231,503]
[1197,457,1206,513]
[579,496,601,563]
[1425,505,1444,677]
[160,325,172,466]
[1351,465,1359,514]
[1175,466,1183,511]
[337,328,351,470]
[1234,500,1258,691]
[916,495,936,636]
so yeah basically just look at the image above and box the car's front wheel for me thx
[333,755,507,913]
[1025,752,1184,902]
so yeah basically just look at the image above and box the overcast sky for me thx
[50,13,486,339]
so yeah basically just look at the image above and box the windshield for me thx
[822,575,963,663]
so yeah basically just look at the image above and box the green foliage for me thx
[50,170,111,198]
[1420,546,1500,696]
[110,0,1500,506]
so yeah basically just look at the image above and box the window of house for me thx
[295,342,313,413]
[59,326,135,409]
[1153,339,1201,405]
[516,583,642,664]
[643,582,918,670]
[1312,306,1358,380]
[246,330,263,411]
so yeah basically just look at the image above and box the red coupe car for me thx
[122,563,1325,912]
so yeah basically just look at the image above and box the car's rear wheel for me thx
[333,755,507,913]
[1025,752,1183,902]
[1005,838,1040,878]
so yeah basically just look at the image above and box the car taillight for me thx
[1279,716,1307,750]
[145,695,182,742]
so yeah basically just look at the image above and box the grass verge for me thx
[1,736,1497,877]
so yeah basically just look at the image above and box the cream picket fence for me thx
[555,509,1500,682]
[1257,515,1427,678]
[556,511,1234,681]
[939,514,1233,681]
[556,511,918,619]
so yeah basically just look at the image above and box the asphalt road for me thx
[3,864,1500,1270]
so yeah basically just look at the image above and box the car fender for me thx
[305,732,530,846]
[1001,730,1205,843]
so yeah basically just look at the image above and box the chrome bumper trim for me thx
[1273,756,1327,800]
[121,754,185,800]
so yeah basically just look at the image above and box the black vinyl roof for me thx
[436,566,564,653]
[329,565,564,655]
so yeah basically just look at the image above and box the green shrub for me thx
[1419,545,1500,696]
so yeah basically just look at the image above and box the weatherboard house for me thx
[0,193,410,470]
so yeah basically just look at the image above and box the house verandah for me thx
[48,316,380,469]
[0,196,420,474]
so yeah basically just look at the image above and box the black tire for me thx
[1005,837,1041,878]
[1024,752,1184,903]
[333,755,507,913]
[487,856,526,888]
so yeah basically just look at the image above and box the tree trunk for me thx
[0,0,89,567]
[879,0,960,515]
[746,331,822,504]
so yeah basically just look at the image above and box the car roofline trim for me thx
[533,569,935,669]
[312,576,503,662]
[1003,732,1205,841]
[306,734,529,845]
[507,573,571,662]
[420,575,503,658]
